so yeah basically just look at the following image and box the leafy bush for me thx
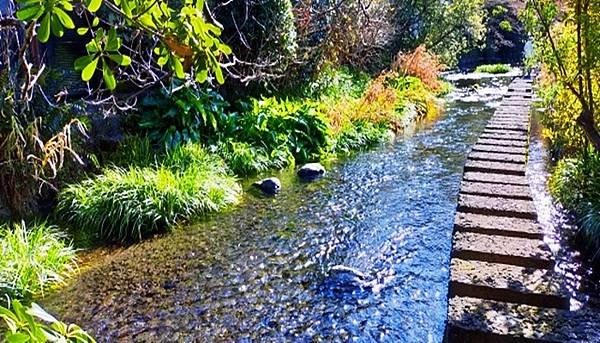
[549,150,600,260]
[474,64,511,74]
[214,140,292,176]
[392,45,445,91]
[300,66,371,100]
[0,221,77,299]
[0,300,95,342]
[139,86,229,149]
[236,98,331,163]
[57,144,241,242]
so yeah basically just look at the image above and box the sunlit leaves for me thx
[17,0,75,42]
[74,28,130,90]
[0,300,95,342]
[16,0,231,90]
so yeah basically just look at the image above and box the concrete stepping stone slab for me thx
[486,124,529,132]
[505,93,534,99]
[484,128,530,137]
[480,133,528,142]
[463,172,529,186]
[497,106,531,113]
[447,296,565,342]
[454,212,542,239]
[457,194,537,219]
[488,118,530,124]
[460,181,531,199]
[452,231,552,269]
[478,138,528,147]
[489,118,529,124]
[468,152,526,164]
[471,144,527,155]
[487,123,530,131]
[484,128,529,135]
[490,115,529,121]
[449,259,569,309]
[464,160,526,176]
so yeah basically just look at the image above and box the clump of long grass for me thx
[57,144,242,243]
[0,221,77,299]
[474,63,511,74]
[549,149,600,261]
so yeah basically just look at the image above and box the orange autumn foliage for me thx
[392,45,445,91]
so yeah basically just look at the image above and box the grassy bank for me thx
[53,63,448,245]
[474,63,512,74]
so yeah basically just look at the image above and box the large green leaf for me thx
[74,55,94,71]
[108,54,132,66]
[38,12,51,42]
[81,57,99,81]
[102,60,117,90]
[50,13,65,37]
[16,5,43,21]
[53,7,75,29]
[86,0,103,12]
[5,333,29,343]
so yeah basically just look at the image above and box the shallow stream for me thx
[45,76,535,342]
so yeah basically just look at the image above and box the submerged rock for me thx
[326,265,375,291]
[297,163,326,181]
[253,177,281,195]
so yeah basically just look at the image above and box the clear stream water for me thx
[45,75,600,342]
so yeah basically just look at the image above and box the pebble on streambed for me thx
[297,163,326,181]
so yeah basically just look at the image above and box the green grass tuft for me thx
[57,144,242,243]
[549,149,600,260]
[0,221,77,299]
[474,64,512,74]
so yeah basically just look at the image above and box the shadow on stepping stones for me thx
[297,163,326,181]
[253,177,281,195]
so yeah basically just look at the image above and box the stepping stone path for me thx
[445,78,572,342]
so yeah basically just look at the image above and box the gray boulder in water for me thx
[253,177,281,195]
[297,163,326,181]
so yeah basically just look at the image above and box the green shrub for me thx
[0,222,77,299]
[57,144,241,243]
[215,140,293,176]
[139,86,229,149]
[301,66,371,100]
[474,64,512,74]
[0,300,95,342]
[237,97,331,163]
[549,149,600,260]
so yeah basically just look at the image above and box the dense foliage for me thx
[524,0,600,260]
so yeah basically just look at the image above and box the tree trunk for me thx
[577,110,600,151]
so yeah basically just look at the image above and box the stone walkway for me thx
[445,78,572,342]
